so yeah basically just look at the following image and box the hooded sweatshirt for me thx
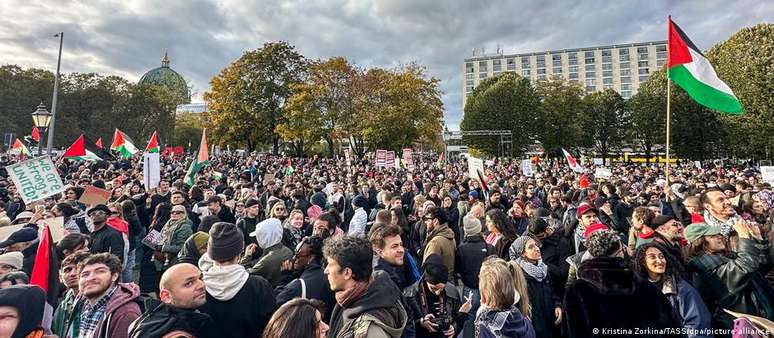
[249,221,293,286]
[328,271,407,338]
[91,282,142,338]
[0,285,45,338]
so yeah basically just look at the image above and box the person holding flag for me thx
[185,129,209,187]
[110,128,140,159]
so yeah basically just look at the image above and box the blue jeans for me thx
[462,286,481,322]
[122,248,135,282]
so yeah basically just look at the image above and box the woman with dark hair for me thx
[633,242,712,337]
[485,209,518,260]
[189,185,205,204]
[52,202,90,234]
[390,207,410,245]
[263,298,329,338]
[510,236,562,338]
[139,202,172,295]
[109,186,127,203]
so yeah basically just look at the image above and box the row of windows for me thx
[467,50,666,73]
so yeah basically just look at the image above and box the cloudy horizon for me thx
[1,0,771,129]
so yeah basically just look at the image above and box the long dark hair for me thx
[263,298,323,338]
[151,202,173,231]
[487,209,517,240]
[632,242,686,281]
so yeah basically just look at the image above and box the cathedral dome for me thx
[139,51,190,103]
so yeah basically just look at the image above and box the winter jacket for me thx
[455,235,495,288]
[348,207,368,238]
[89,224,125,263]
[563,257,681,338]
[523,272,560,338]
[659,277,713,338]
[177,234,205,266]
[235,216,259,246]
[373,257,417,338]
[74,283,143,338]
[409,278,464,338]
[328,271,407,338]
[159,218,193,267]
[245,243,294,287]
[128,302,215,338]
[688,238,774,330]
[462,306,536,338]
[423,224,456,280]
[275,262,335,318]
[52,288,78,337]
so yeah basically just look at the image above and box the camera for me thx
[429,301,452,331]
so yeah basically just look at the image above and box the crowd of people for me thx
[0,150,773,338]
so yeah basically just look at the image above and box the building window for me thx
[603,77,613,85]
[622,84,632,90]
[620,69,631,76]
[603,70,613,77]
[657,59,666,67]
[466,86,474,92]
[604,84,614,89]
[639,68,650,75]
[569,65,579,73]
[585,51,594,57]
[479,73,488,79]
[585,64,595,71]
[466,73,474,80]
[622,90,632,99]
[637,47,648,53]
[602,56,612,63]
[619,54,630,61]
[479,61,488,71]
[466,79,474,86]
[552,55,562,67]
[620,62,630,69]
[657,52,667,59]
[585,57,595,64]
[536,55,546,68]
[522,57,530,68]
[493,59,501,72]
[569,73,579,80]
[537,68,546,75]
[585,71,596,78]
[639,75,649,82]
[569,52,578,60]
[466,62,474,73]
[619,48,630,55]
[569,58,578,66]
[586,78,596,86]
[638,53,649,61]
[522,69,530,76]
[507,58,516,70]
[621,76,631,83]
[602,63,612,70]
[638,61,649,68]
[553,67,562,74]
[602,50,612,57]
[656,45,667,52]
[586,86,596,93]
[537,75,546,80]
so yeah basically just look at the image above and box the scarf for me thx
[517,257,548,282]
[161,217,189,244]
[200,255,249,301]
[335,278,372,308]
[703,211,741,236]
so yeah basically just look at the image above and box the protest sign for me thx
[485,160,495,166]
[468,156,485,181]
[762,166,774,185]
[595,167,613,180]
[386,151,396,168]
[41,216,65,242]
[375,150,387,167]
[694,161,702,169]
[143,152,161,189]
[593,158,604,166]
[80,185,111,206]
[521,159,533,177]
[6,156,65,204]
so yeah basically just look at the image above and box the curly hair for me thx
[632,242,686,281]
[486,209,517,239]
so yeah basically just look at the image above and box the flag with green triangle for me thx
[9,139,31,159]
[145,131,160,153]
[62,135,103,161]
[185,129,209,187]
[110,128,139,158]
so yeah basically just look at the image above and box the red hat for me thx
[575,204,598,218]
[583,222,609,239]
[579,175,590,189]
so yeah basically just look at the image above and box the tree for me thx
[707,23,774,159]
[582,89,627,164]
[461,72,539,156]
[627,77,666,162]
[276,82,325,157]
[204,41,307,153]
[534,77,586,157]
[172,112,205,148]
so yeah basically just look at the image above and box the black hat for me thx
[87,204,111,217]
[208,222,244,262]
[0,228,38,248]
[651,215,675,229]
[0,285,45,338]
[244,198,260,209]
[198,215,221,233]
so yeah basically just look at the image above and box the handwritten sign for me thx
[595,167,613,180]
[80,186,111,206]
[761,166,774,185]
[521,159,533,177]
[6,156,64,204]
[468,156,485,182]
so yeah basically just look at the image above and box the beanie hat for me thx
[208,222,244,262]
[307,205,323,221]
[0,285,45,338]
[583,222,609,239]
[311,192,327,208]
[586,230,622,258]
[511,236,532,257]
[0,252,23,270]
[468,191,479,199]
[462,215,482,236]
[191,232,209,251]
[198,215,221,233]
[244,198,260,209]
[422,254,448,284]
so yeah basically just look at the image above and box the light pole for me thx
[47,32,63,155]
[31,102,52,156]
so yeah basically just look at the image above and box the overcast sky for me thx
[1,0,771,129]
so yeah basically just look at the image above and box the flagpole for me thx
[665,15,672,187]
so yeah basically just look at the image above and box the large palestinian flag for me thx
[184,129,209,186]
[110,128,139,158]
[145,131,160,153]
[30,226,59,331]
[62,135,104,161]
[668,18,743,114]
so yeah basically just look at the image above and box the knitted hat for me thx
[586,230,622,258]
[684,223,722,244]
[208,222,244,262]
[352,195,367,208]
[0,252,23,269]
[510,236,532,257]
[198,215,221,233]
[191,232,209,251]
[462,215,482,236]
[244,198,260,209]
[582,222,609,239]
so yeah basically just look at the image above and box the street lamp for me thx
[31,102,52,156]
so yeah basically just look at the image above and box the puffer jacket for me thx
[129,302,215,338]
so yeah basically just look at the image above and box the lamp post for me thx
[31,102,52,156]
[47,32,63,155]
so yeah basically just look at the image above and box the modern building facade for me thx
[463,40,667,107]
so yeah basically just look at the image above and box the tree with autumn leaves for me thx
[204,43,443,157]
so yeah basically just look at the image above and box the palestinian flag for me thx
[110,128,139,158]
[9,139,31,158]
[30,226,59,332]
[31,127,40,143]
[562,148,585,173]
[95,137,103,149]
[185,129,209,186]
[668,17,743,114]
[62,134,103,161]
[146,131,160,153]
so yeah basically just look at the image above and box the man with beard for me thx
[66,253,141,338]
[701,188,743,236]
[129,263,215,338]
[87,204,125,264]
[52,251,91,337]
[206,196,236,224]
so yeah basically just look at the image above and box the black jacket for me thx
[455,235,495,288]
[129,303,215,338]
[236,216,259,246]
[216,207,236,224]
[89,224,125,263]
[274,263,335,319]
[198,275,276,338]
[524,272,560,338]
[563,257,681,338]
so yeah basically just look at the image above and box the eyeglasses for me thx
[171,211,185,215]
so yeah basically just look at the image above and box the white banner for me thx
[593,158,604,166]
[7,156,65,204]
[595,167,613,180]
[762,166,774,185]
[521,159,533,177]
[694,160,702,169]
[143,153,161,189]
[468,156,485,181]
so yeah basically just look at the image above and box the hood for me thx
[342,271,406,335]
[200,254,249,301]
[106,217,129,235]
[105,282,141,315]
[0,285,45,338]
[428,224,455,242]
[253,218,282,249]
[129,303,213,338]
[476,306,534,338]
[576,257,636,295]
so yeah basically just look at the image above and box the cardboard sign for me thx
[595,167,613,180]
[79,185,111,206]
[143,153,161,189]
[375,150,387,167]
[7,156,65,204]
[41,216,65,242]
[0,224,23,242]
[593,158,604,166]
[385,151,396,168]
[762,166,774,185]
[521,159,533,177]
[468,156,485,182]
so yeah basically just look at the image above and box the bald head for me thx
[159,263,206,309]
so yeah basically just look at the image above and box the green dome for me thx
[139,51,190,103]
